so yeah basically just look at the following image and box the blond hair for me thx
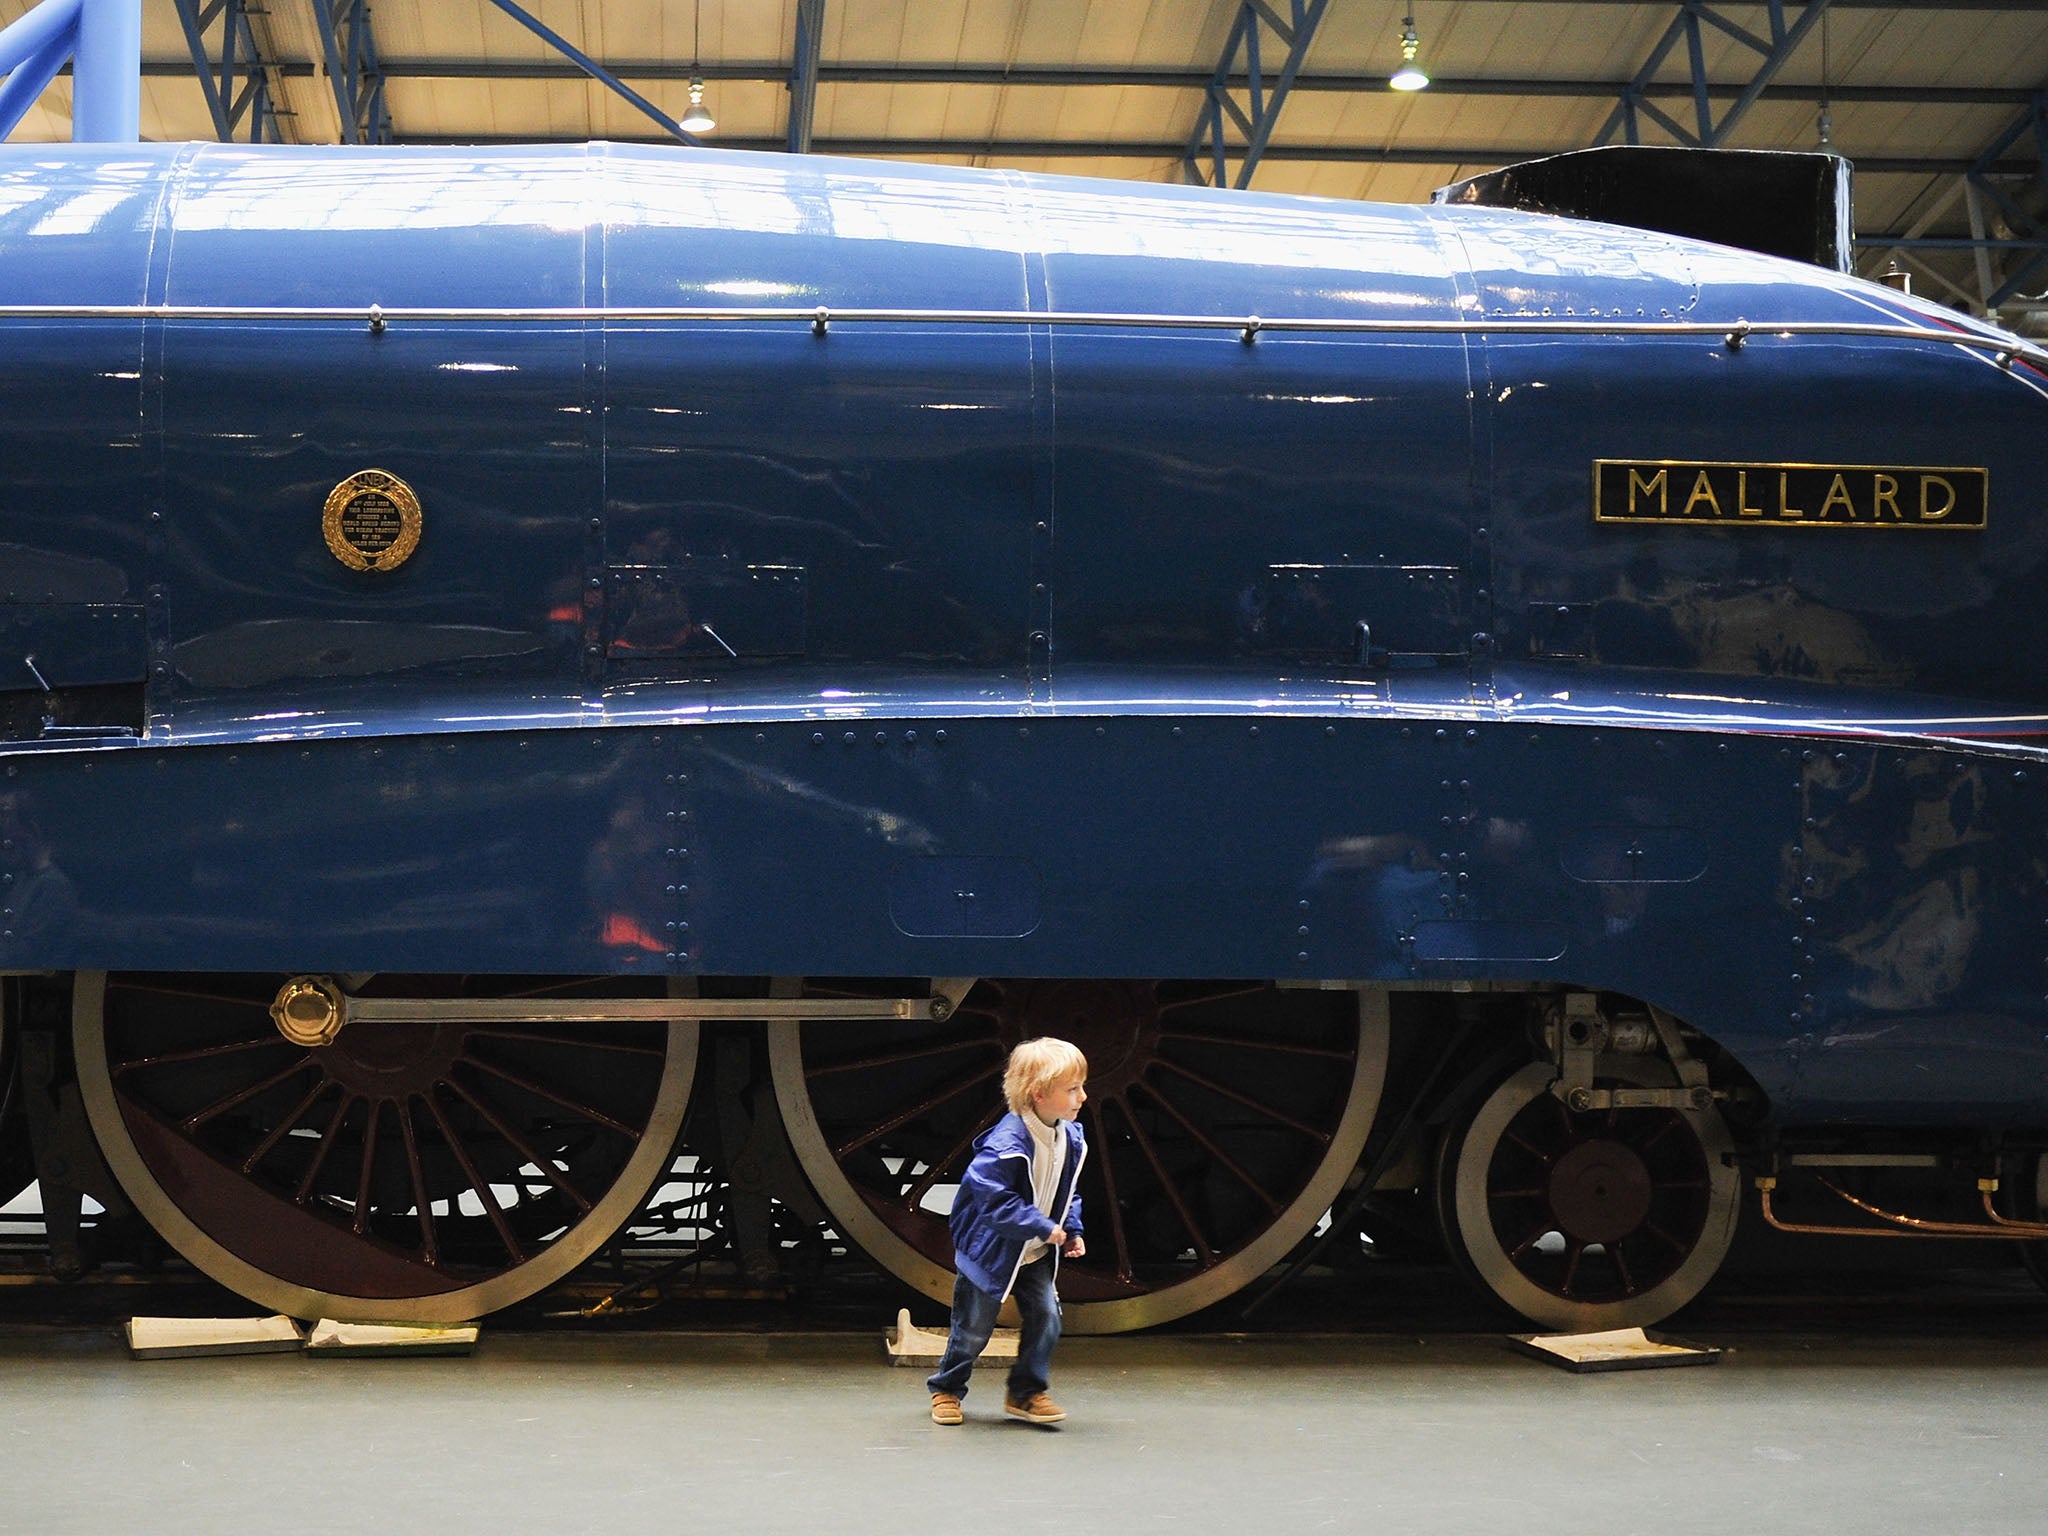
[1003,1037,1088,1116]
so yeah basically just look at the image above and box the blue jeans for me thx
[926,1253,1062,1401]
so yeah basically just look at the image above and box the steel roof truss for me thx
[173,0,286,143]
[1183,0,1332,191]
[1600,0,1834,149]
[787,0,823,153]
[311,0,391,146]
[482,0,695,145]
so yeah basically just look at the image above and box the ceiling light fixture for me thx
[682,0,716,134]
[1815,9,1832,150]
[1390,11,1430,93]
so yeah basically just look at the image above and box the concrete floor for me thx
[3,1325,2046,1536]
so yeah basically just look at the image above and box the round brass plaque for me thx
[323,469,422,572]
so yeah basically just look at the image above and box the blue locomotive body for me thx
[4,141,2047,1330]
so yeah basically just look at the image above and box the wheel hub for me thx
[316,1021,467,1098]
[1547,1138,1654,1244]
[995,980,1158,1097]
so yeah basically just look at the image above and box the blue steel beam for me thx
[172,0,288,143]
[482,0,697,146]
[1598,0,1834,148]
[310,0,391,145]
[1,0,138,142]
[0,0,79,139]
[788,0,823,153]
[72,0,137,141]
[1182,0,1334,190]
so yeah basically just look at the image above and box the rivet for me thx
[813,732,825,746]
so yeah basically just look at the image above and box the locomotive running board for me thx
[267,975,978,1048]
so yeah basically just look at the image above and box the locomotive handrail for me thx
[0,301,2042,369]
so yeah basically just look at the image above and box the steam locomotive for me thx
[2,137,2045,1334]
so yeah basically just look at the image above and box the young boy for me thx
[927,1036,1088,1427]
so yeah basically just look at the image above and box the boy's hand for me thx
[1062,1235,1086,1258]
[1047,1225,1067,1247]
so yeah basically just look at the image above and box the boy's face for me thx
[1034,1075,1087,1122]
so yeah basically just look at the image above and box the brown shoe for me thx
[1004,1392,1066,1425]
[930,1392,964,1425]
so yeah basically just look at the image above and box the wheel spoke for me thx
[421,1087,525,1264]
[1635,1115,1683,1153]
[441,1074,594,1214]
[293,1091,356,1205]
[1156,1029,1354,1061]
[805,1036,1000,1081]
[353,1099,382,1235]
[1130,1079,1283,1216]
[465,1029,665,1058]
[1156,982,1270,1012]
[239,1077,336,1177]
[1115,1095,1216,1266]
[114,1036,295,1075]
[179,1053,319,1132]
[106,980,269,1009]
[829,1064,1001,1160]
[397,1098,438,1265]
[1611,1243,1636,1295]
[462,1054,641,1139]
[1083,1103,1136,1285]
[1150,1056,1328,1142]
[1643,1219,1688,1255]
[903,1105,1002,1213]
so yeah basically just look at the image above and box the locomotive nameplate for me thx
[1594,461,1986,529]
[323,469,423,571]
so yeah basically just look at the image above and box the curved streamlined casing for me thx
[0,142,2045,1127]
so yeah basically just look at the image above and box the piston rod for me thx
[269,974,978,1048]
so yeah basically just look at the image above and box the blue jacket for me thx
[949,1111,1087,1302]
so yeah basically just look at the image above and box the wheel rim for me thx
[1995,1150,2048,1294]
[76,972,696,1322]
[1443,1060,1738,1331]
[770,980,1386,1333]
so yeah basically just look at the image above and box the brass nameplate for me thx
[1594,461,1986,529]
[323,469,423,571]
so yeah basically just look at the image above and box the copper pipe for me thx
[1981,1187,2048,1235]
[1756,1175,2048,1240]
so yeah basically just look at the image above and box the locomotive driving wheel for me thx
[0,982,33,1210]
[75,972,695,1322]
[771,979,1386,1333]
[1435,1060,1739,1331]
